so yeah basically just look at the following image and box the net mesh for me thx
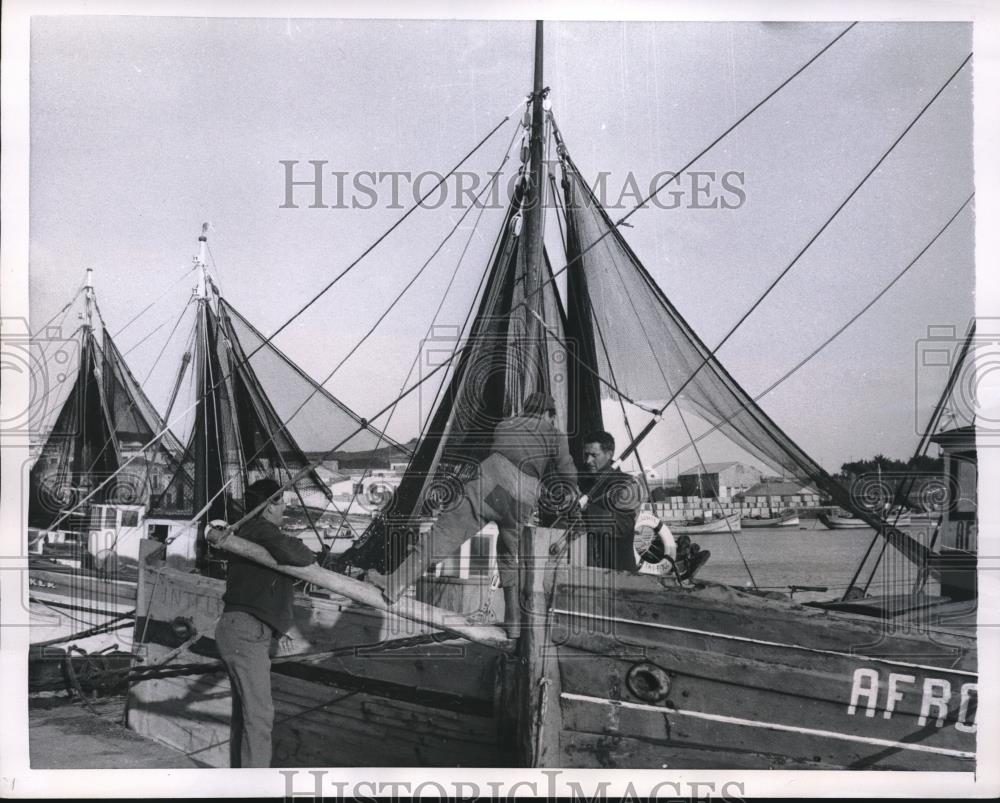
[148,297,397,535]
[558,152,927,564]
[29,333,120,530]
[341,189,574,571]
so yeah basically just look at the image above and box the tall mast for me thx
[194,222,211,303]
[522,20,547,352]
[518,19,561,770]
[193,224,212,573]
[83,267,95,333]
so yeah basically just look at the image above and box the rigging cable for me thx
[617,52,973,463]
[41,107,522,533]
[110,262,200,341]
[192,125,526,525]
[31,279,85,338]
[532,53,973,550]
[234,106,523,366]
[648,194,974,472]
[321,124,526,562]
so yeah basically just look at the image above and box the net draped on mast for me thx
[28,324,189,531]
[148,294,398,533]
[341,180,573,573]
[556,146,927,565]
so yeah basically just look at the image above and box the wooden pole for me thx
[205,527,513,652]
[515,21,561,768]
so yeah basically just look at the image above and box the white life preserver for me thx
[633,511,677,575]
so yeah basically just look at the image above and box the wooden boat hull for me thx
[741,514,800,528]
[544,569,976,770]
[666,513,742,534]
[819,513,872,529]
[819,512,913,530]
[127,534,976,770]
[127,543,513,767]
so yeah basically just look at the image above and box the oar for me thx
[205,526,513,652]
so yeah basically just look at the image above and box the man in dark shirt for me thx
[213,478,316,768]
[371,391,578,638]
[579,431,641,572]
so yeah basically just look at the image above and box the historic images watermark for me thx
[914,319,1000,441]
[280,769,746,801]
[0,317,78,442]
[279,160,746,211]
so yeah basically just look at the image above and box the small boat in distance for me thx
[666,512,742,534]
[741,510,800,528]
[820,508,912,530]
[818,512,871,529]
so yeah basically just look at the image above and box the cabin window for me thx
[121,509,140,527]
[104,507,118,528]
[952,453,977,514]
[148,524,169,542]
[90,506,104,529]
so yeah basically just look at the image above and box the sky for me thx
[25,16,977,475]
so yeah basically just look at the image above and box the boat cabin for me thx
[928,425,977,601]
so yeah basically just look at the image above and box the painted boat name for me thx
[848,667,976,731]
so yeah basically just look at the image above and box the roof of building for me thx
[741,480,818,497]
[678,461,752,476]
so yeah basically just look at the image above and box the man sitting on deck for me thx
[367,391,579,638]
[213,478,317,768]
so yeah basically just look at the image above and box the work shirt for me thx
[490,413,577,481]
[222,516,316,635]
[580,468,641,572]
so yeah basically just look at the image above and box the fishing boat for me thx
[27,268,190,670]
[741,510,800,528]
[819,509,911,529]
[665,512,743,533]
[123,21,976,772]
[819,511,874,529]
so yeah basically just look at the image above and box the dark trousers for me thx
[215,610,276,768]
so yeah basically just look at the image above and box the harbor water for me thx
[692,519,942,602]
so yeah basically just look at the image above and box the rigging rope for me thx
[31,280,85,338]
[192,125,525,527]
[320,124,526,566]
[235,108,521,367]
[110,263,200,340]
[42,108,521,534]
[648,193,974,471]
[616,51,972,465]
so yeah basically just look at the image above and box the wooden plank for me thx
[206,527,512,650]
[556,625,977,726]
[559,730,833,770]
[517,526,564,767]
[550,570,975,671]
[559,696,972,771]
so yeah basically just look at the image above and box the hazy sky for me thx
[27,17,975,473]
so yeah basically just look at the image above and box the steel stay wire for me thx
[191,126,525,528]
[231,25,937,555]
[40,23,864,533]
[646,194,974,474]
[40,108,521,532]
[319,127,527,564]
[532,51,972,530]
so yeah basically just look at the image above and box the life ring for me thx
[633,511,676,574]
